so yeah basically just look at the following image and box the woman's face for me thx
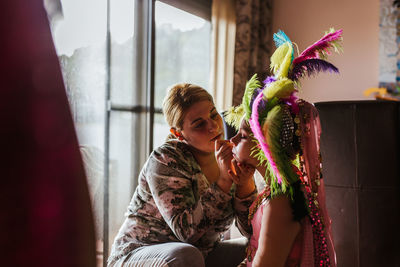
[181,100,224,153]
[230,119,258,168]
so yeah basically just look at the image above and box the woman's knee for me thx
[115,242,205,267]
[167,243,205,267]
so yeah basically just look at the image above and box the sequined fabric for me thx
[280,104,295,149]
[298,100,336,267]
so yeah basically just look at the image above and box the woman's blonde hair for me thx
[162,83,213,131]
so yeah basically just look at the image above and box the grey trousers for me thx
[108,237,248,267]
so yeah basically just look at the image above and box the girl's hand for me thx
[228,159,254,186]
[229,159,256,198]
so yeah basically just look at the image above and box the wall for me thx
[272,0,380,102]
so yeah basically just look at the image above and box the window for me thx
[154,1,211,148]
[49,0,211,266]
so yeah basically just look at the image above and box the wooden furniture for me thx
[315,100,400,267]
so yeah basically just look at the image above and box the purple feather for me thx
[249,88,266,113]
[263,76,277,85]
[288,59,339,81]
[249,76,276,113]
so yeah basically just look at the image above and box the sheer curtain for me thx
[211,0,273,109]
[210,0,236,112]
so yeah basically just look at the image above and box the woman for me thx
[108,83,257,267]
[225,29,341,266]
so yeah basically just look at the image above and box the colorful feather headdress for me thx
[225,28,342,197]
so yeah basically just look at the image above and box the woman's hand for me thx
[215,139,256,197]
[215,139,235,192]
[229,159,256,198]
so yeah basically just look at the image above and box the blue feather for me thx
[288,59,339,81]
[273,30,292,48]
[273,30,294,64]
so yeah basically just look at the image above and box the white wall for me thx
[272,0,380,102]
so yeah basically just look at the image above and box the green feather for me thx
[264,105,300,198]
[242,74,262,120]
[257,97,279,126]
[250,133,297,199]
[251,143,268,167]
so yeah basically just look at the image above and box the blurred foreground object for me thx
[43,0,63,21]
[0,1,96,266]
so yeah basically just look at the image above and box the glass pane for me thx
[108,111,135,251]
[154,113,171,149]
[110,0,137,105]
[108,110,148,255]
[154,1,211,110]
[49,0,107,265]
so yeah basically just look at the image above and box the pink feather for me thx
[292,29,342,65]
[283,93,299,114]
[249,91,282,184]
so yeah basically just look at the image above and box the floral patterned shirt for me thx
[108,140,256,262]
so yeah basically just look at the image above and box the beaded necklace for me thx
[247,187,271,225]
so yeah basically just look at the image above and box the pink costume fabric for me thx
[246,101,336,267]
[247,190,303,267]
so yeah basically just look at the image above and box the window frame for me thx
[103,0,212,265]
[159,0,211,21]
[103,0,155,265]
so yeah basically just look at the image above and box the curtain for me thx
[210,0,236,111]
[233,0,273,106]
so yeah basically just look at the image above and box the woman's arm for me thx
[252,195,301,267]
[147,143,234,244]
[214,139,257,236]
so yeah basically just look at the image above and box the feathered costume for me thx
[226,28,342,267]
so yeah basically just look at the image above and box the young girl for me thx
[226,29,342,267]
[108,83,256,267]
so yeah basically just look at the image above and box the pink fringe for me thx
[299,102,337,267]
[249,91,282,184]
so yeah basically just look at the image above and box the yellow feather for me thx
[263,78,295,99]
[270,42,293,79]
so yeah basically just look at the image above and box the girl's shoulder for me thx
[255,183,308,222]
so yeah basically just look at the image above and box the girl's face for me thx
[230,119,258,168]
[181,100,224,153]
